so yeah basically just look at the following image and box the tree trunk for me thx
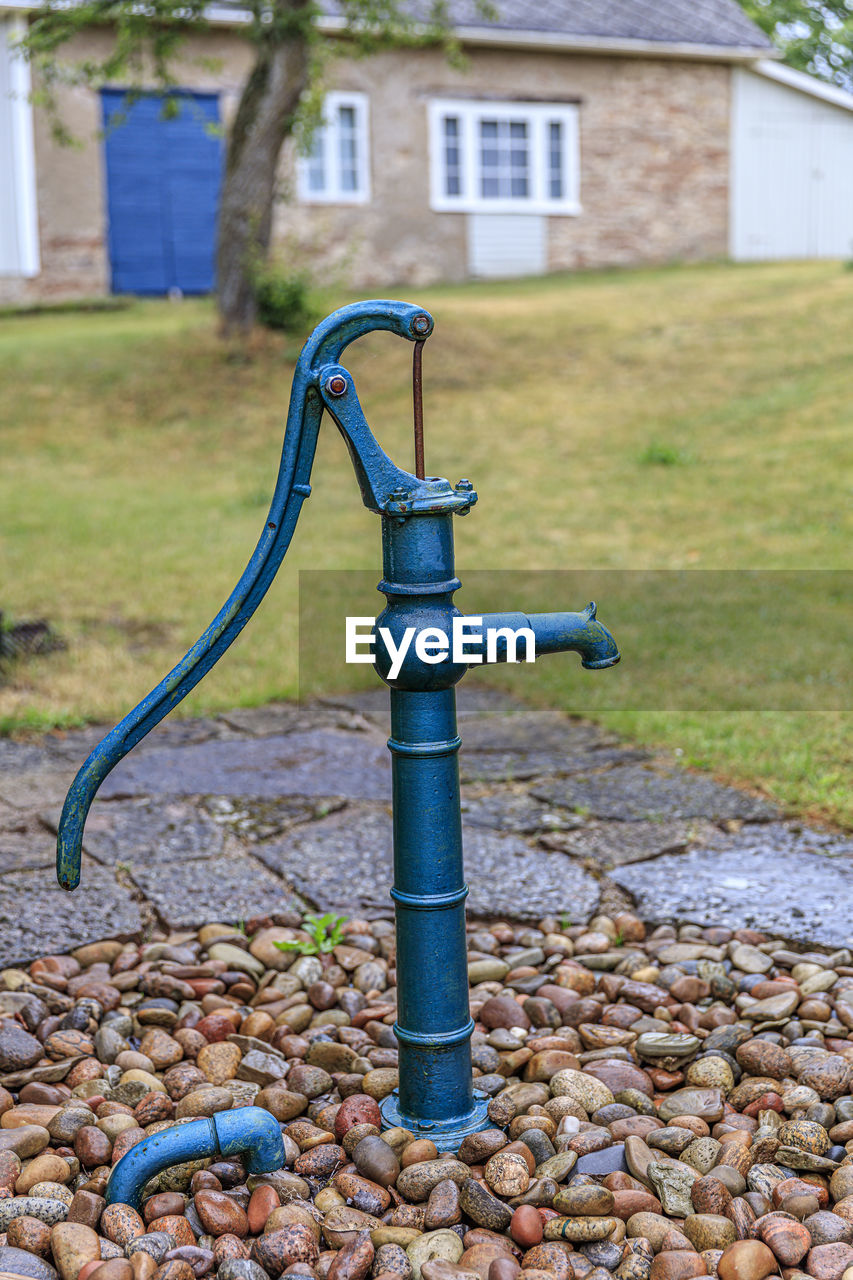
[216,6,311,337]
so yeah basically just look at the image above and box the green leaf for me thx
[737,0,853,88]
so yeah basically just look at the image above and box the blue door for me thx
[101,90,223,295]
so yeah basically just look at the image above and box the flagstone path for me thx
[1,687,850,964]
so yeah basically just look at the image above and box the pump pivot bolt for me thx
[326,374,348,396]
[412,314,431,336]
[455,479,474,492]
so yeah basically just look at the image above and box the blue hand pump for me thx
[55,300,620,1181]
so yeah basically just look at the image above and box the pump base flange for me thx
[379,1089,491,1153]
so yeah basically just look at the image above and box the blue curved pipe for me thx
[56,299,432,890]
[105,1107,285,1209]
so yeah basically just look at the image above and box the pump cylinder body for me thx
[376,510,488,1144]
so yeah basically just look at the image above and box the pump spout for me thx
[476,602,620,670]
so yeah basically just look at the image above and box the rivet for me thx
[326,374,348,396]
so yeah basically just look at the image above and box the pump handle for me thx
[56,300,433,890]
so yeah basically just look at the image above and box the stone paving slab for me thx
[255,803,602,922]
[201,795,348,841]
[218,703,372,738]
[0,860,144,965]
[531,762,780,823]
[98,729,391,801]
[0,818,56,873]
[460,791,585,835]
[460,744,648,783]
[0,770,79,814]
[611,822,853,947]
[69,799,228,865]
[459,711,621,753]
[538,818,721,868]
[127,853,304,928]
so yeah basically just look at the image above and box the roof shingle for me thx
[327,0,773,52]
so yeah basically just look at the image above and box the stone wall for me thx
[0,31,732,303]
[281,47,732,285]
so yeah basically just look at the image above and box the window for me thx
[428,99,580,215]
[298,92,370,204]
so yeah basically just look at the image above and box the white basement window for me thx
[297,91,370,204]
[428,98,580,215]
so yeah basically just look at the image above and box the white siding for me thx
[0,17,39,277]
[731,66,853,260]
[467,212,547,277]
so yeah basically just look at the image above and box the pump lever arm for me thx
[56,300,433,891]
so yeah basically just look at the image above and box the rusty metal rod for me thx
[413,340,425,480]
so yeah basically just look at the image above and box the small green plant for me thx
[559,911,574,931]
[253,264,317,335]
[613,929,625,947]
[638,441,688,467]
[274,912,348,956]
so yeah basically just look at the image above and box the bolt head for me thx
[411,314,431,336]
[455,478,474,492]
[326,374,348,396]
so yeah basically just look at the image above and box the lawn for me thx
[1,261,850,825]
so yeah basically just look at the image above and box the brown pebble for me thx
[149,1216,196,1249]
[756,1213,811,1266]
[806,1243,853,1280]
[7,1215,52,1257]
[460,1243,514,1280]
[717,1240,777,1280]
[253,1225,321,1274]
[142,1193,186,1224]
[194,1190,248,1238]
[131,1253,159,1280]
[101,1203,145,1248]
[649,1252,708,1280]
[510,1206,542,1248]
[51,1221,102,1280]
[213,1235,251,1264]
[334,1096,383,1141]
[424,1180,462,1231]
[488,1260,520,1280]
[402,1140,440,1168]
[75,1125,113,1168]
[89,1264,134,1280]
[327,1228,374,1280]
[155,1263,195,1280]
[248,1183,280,1233]
[67,1189,106,1229]
[521,1244,573,1280]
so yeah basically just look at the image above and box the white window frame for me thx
[297,91,370,205]
[428,97,581,216]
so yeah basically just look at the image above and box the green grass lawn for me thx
[1,262,850,825]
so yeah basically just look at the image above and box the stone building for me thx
[1,0,853,303]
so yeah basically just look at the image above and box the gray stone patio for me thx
[1,687,851,964]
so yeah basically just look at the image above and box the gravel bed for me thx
[1,911,853,1280]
